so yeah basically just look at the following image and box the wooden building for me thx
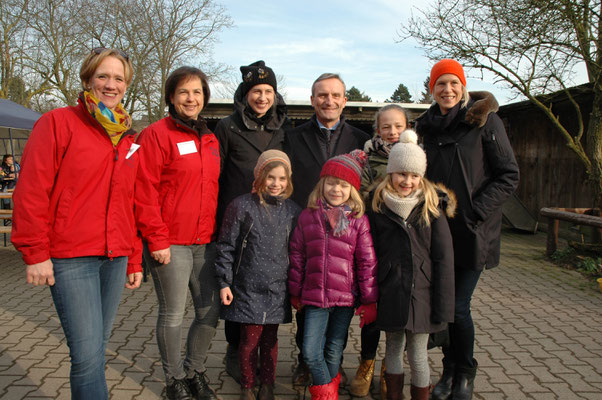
[203,99,429,135]
[497,85,596,218]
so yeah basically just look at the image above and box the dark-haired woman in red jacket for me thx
[135,66,221,400]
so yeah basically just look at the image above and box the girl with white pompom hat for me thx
[367,129,457,400]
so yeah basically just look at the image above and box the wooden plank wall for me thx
[498,99,595,218]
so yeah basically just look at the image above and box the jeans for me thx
[442,268,482,369]
[50,256,127,400]
[146,243,220,381]
[302,306,354,385]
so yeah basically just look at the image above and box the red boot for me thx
[309,382,331,400]
[329,373,341,400]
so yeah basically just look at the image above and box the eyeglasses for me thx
[91,47,129,61]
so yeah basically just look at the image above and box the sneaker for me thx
[187,371,218,400]
[166,378,193,400]
[292,361,310,386]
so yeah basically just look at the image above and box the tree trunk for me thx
[587,91,602,210]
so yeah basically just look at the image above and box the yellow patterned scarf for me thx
[82,91,132,146]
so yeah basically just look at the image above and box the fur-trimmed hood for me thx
[435,183,457,219]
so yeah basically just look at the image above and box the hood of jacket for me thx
[416,90,499,136]
[233,83,288,131]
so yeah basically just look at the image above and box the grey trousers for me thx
[146,243,220,381]
[385,330,430,387]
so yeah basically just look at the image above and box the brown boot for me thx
[240,387,256,400]
[257,384,274,400]
[384,372,404,400]
[380,363,387,399]
[349,358,375,397]
[409,385,429,400]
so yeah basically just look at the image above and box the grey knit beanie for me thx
[386,130,427,176]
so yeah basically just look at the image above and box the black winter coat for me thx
[215,193,301,325]
[214,84,290,226]
[284,115,369,207]
[416,100,519,270]
[368,190,455,333]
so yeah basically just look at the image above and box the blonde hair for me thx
[372,174,441,226]
[372,104,409,136]
[252,161,293,204]
[80,48,134,90]
[307,176,365,218]
[461,85,470,108]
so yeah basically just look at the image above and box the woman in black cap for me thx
[214,60,289,383]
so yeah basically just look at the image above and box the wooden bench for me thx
[539,207,602,256]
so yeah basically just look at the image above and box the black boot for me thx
[451,360,478,400]
[430,361,454,400]
[225,344,241,383]
[187,371,218,400]
[166,378,193,400]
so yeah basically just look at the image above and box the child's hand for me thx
[220,287,233,305]
[290,296,302,311]
[356,303,377,328]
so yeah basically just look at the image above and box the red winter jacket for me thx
[288,207,378,308]
[134,116,220,251]
[12,100,142,274]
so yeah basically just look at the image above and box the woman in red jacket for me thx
[12,48,143,400]
[135,66,221,400]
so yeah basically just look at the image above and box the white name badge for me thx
[126,143,140,159]
[177,140,197,155]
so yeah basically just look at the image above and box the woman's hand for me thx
[125,272,143,289]
[220,287,233,305]
[26,259,55,286]
[151,248,171,264]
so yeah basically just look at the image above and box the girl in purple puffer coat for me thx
[288,150,378,400]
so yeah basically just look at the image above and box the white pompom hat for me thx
[386,129,427,177]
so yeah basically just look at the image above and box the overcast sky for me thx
[211,0,521,104]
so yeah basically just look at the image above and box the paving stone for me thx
[1,230,601,399]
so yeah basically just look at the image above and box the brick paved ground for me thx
[0,228,601,399]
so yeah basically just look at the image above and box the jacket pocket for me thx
[53,188,73,233]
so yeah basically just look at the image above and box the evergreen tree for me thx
[346,86,372,101]
[387,83,412,103]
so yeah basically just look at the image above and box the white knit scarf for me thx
[383,189,422,220]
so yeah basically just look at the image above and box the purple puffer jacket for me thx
[288,207,378,308]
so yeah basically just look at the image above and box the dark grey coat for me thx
[214,84,290,227]
[368,189,456,333]
[215,193,301,324]
[416,99,519,270]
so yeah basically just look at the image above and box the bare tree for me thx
[6,0,231,123]
[0,0,29,102]
[401,0,602,208]
[22,0,86,106]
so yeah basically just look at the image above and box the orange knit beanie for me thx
[429,59,466,92]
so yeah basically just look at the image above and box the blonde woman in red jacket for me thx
[135,66,221,400]
[12,48,143,400]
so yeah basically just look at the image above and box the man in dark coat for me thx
[285,73,370,207]
[284,73,370,385]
